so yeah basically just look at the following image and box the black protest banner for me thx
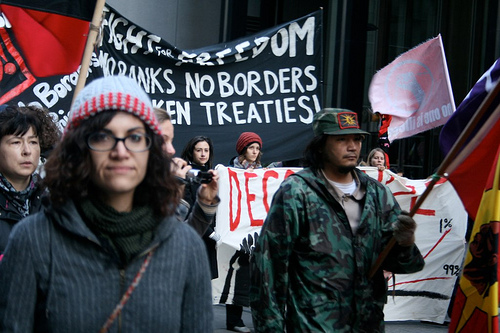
[0,5,323,165]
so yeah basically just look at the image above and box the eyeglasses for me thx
[87,132,152,152]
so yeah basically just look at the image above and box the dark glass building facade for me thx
[223,0,500,178]
[108,0,499,178]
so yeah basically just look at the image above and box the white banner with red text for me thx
[212,166,467,324]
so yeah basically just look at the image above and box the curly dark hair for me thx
[181,136,214,169]
[42,111,180,217]
[0,105,60,157]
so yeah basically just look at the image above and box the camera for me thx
[185,169,213,184]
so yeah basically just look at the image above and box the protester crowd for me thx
[0,76,424,333]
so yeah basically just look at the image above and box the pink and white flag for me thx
[368,34,455,142]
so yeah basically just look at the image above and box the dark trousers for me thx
[226,304,244,328]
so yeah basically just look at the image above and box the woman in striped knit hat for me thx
[0,76,213,332]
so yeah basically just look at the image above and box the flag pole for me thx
[368,79,500,279]
[71,0,106,107]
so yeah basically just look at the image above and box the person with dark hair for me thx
[0,76,213,332]
[181,136,214,168]
[250,108,425,332]
[181,135,219,279]
[0,105,60,256]
[180,135,215,206]
[153,108,220,237]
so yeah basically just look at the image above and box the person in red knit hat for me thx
[230,132,263,169]
[221,131,264,332]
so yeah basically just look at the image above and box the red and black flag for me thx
[0,0,96,78]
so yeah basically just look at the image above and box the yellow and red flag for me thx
[443,59,500,332]
[448,147,500,332]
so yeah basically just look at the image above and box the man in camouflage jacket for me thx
[250,108,425,332]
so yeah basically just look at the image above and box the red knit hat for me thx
[65,76,160,135]
[236,132,262,154]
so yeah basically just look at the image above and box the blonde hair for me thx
[367,148,387,167]
[153,107,171,123]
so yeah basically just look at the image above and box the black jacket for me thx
[183,163,218,279]
[0,185,45,254]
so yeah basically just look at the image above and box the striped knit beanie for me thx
[236,132,262,154]
[66,76,160,135]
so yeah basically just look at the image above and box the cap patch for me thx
[337,112,360,129]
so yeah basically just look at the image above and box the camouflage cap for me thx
[313,108,370,136]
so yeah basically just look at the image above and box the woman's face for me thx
[89,112,150,201]
[370,151,385,167]
[0,127,40,190]
[244,143,261,163]
[192,141,210,166]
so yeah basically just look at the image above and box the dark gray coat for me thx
[0,200,213,332]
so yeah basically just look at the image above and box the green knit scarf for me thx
[78,197,160,264]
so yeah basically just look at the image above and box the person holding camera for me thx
[181,136,215,212]
[153,108,220,237]
[181,136,220,280]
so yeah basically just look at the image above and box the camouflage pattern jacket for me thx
[250,167,424,332]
